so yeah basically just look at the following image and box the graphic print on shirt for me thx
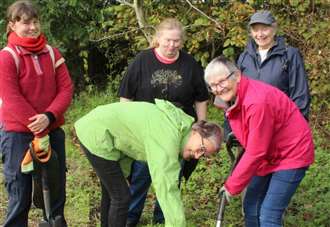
[150,69,183,99]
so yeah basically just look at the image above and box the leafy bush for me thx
[0,1,328,112]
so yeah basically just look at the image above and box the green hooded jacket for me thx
[74,99,194,227]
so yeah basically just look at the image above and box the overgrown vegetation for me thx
[0,1,328,105]
[0,0,329,226]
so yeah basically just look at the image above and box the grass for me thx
[1,89,330,226]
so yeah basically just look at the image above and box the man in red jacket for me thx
[204,56,314,227]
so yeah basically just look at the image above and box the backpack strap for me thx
[3,46,20,74]
[46,44,56,73]
[46,44,65,69]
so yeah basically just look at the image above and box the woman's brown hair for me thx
[6,0,39,33]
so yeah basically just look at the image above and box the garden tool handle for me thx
[216,190,227,227]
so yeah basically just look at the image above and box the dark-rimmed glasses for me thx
[190,133,207,159]
[200,134,206,157]
[207,71,235,91]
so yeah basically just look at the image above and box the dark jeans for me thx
[0,128,67,227]
[243,167,308,227]
[127,159,197,225]
[223,115,232,142]
[80,143,130,227]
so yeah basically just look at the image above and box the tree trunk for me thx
[134,0,152,44]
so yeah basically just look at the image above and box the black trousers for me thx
[80,143,130,227]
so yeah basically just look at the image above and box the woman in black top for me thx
[119,18,209,226]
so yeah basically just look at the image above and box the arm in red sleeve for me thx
[45,48,73,119]
[225,103,275,195]
[0,51,38,127]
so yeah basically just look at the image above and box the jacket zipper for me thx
[32,54,43,76]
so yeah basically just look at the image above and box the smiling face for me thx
[182,131,217,160]
[208,71,240,103]
[156,28,183,59]
[250,23,276,50]
[9,15,40,38]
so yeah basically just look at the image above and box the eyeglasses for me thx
[207,71,235,91]
[200,134,206,157]
[189,133,207,159]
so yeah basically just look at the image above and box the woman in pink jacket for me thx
[0,1,73,226]
[204,56,314,227]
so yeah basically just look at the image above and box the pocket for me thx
[275,167,307,183]
[0,148,3,164]
[0,130,5,163]
[288,167,307,183]
[1,131,32,171]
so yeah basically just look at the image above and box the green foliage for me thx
[0,1,328,112]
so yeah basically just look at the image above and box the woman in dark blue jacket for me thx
[235,10,311,227]
[237,10,310,120]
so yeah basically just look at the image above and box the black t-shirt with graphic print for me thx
[118,49,209,119]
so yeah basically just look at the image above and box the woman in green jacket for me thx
[74,99,222,227]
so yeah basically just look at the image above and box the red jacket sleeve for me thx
[45,47,73,119]
[0,50,38,126]
[225,103,275,195]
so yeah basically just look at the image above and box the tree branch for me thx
[134,0,152,44]
[116,0,133,8]
[184,0,224,32]
[115,0,152,44]
[89,26,154,43]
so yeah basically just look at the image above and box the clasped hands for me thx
[28,114,50,134]
[28,113,50,151]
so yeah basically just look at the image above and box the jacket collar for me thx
[246,36,287,58]
[8,43,49,56]
[226,75,249,115]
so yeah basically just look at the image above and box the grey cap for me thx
[248,10,276,26]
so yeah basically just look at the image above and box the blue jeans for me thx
[1,128,67,227]
[243,167,308,227]
[127,161,164,225]
[127,159,195,225]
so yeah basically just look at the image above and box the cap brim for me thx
[249,20,273,26]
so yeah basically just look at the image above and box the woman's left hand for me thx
[220,186,234,203]
[28,114,50,134]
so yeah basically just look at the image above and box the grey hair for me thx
[192,120,223,152]
[204,56,239,83]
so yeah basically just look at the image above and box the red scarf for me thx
[8,32,47,53]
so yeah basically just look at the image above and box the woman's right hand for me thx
[28,114,50,134]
